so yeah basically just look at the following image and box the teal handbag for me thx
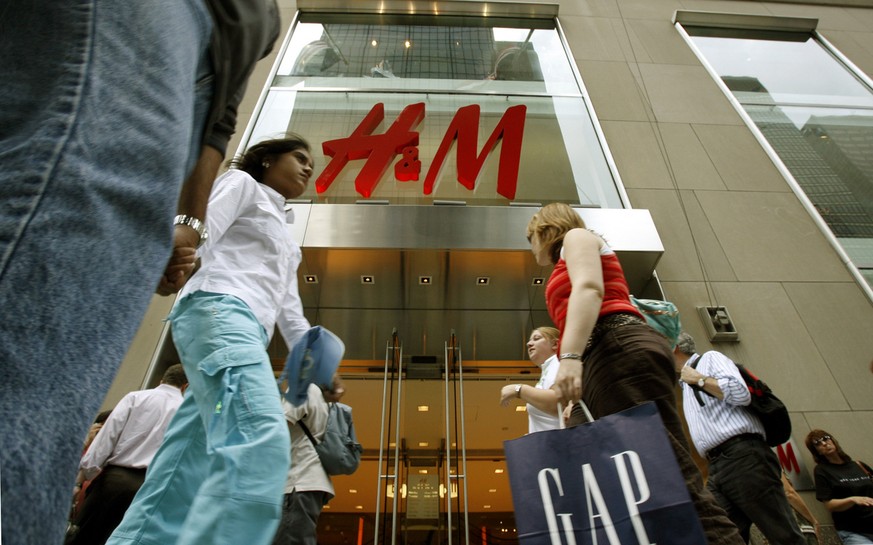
[630,296,681,348]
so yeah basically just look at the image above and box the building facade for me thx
[107,1,873,543]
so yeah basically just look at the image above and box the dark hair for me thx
[805,429,851,464]
[94,409,113,425]
[227,134,312,182]
[161,363,188,388]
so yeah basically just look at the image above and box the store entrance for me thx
[314,330,530,545]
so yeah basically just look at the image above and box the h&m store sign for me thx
[314,102,526,200]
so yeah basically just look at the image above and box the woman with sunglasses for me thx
[806,430,873,544]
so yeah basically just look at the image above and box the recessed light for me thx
[419,469,428,474]
[515,406,526,412]
[494,469,504,474]
[418,442,429,447]
[355,505,363,510]
[488,489,497,493]
[484,505,492,509]
[419,276,432,285]
[361,275,374,284]
[476,276,490,285]
[349,489,357,493]
[532,277,544,286]
[417,405,429,412]
[304,274,318,284]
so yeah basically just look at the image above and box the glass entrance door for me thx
[374,332,471,545]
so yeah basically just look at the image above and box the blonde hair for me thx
[526,203,586,264]
[532,326,560,345]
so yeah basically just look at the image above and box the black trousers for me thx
[68,465,146,545]
[575,323,745,545]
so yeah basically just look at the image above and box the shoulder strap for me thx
[857,460,872,477]
[298,419,318,448]
[687,354,712,407]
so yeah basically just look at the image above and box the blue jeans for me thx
[108,293,290,545]
[707,436,806,545]
[839,531,873,545]
[0,1,212,543]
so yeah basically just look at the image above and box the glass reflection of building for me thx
[690,28,873,282]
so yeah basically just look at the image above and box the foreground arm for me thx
[551,229,604,404]
[782,473,820,542]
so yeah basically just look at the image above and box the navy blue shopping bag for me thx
[504,402,706,545]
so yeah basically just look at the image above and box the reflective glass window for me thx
[242,13,623,208]
[685,26,873,283]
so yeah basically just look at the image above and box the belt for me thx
[584,312,646,356]
[706,433,764,461]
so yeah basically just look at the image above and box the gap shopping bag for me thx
[504,402,706,545]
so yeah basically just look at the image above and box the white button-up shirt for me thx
[180,169,310,346]
[79,384,184,479]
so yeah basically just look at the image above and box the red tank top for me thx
[545,246,641,335]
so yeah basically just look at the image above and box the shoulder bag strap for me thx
[298,419,318,447]
[688,354,710,407]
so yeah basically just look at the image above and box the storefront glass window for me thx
[244,13,623,208]
[684,26,873,284]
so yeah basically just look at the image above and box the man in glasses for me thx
[673,332,805,545]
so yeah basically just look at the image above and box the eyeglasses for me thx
[812,435,832,446]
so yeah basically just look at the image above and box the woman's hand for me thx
[552,359,583,404]
[500,385,519,407]
[156,227,200,295]
[850,496,873,507]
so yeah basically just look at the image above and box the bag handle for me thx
[558,400,594,429]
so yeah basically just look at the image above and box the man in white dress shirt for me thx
[673,333,804,545]
[69,364,187,545]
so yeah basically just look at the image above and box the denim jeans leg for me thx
[838,531,873,545]
[0,1,212,543]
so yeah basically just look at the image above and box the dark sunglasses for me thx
[812,435,832,446]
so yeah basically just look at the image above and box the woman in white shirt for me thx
[500,327,561,433]
[109,135,314,545]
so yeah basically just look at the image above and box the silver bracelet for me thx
[560,353,583,361]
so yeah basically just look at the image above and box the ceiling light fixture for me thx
[419,276,432,285]
[304,274,318,284]
[476,276,490,286]
[532,277,544,286]
[361,275,374,284]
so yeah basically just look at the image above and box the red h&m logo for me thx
[776,442,800,474]
[315,102,527,200]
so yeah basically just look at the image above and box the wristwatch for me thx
[174,214,208,248]
[697,377,707,388]
[515,384,523,398]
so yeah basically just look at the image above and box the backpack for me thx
[630,296,682,348]
[299,402,363,475]
[691,356,791,447]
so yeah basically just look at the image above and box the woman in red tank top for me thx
[526,203,743,545]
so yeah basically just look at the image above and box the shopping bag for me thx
[504,401,706,545]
